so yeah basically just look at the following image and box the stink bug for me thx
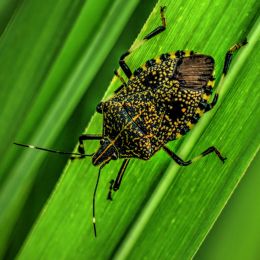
[14,6,247,236]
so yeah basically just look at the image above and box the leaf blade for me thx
[15,0,260,259]
[0,0,140,257]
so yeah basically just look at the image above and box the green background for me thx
[0,0,259,259]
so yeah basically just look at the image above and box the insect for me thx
[14,6,247,236]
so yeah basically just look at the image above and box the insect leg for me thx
[207,39,247,110]
[223,39,248,76]
[163,145,226,166]
[143,6,166,40]
[204,94,218,111]
[116,6,167,80]
[69,134,102,159]
[114,69,126,85]
[114,70,127,94]
[107,159,130,200]
[78,134,102,153]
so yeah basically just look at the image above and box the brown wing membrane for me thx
[174,55,214,89]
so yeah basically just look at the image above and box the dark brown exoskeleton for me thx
[14,6,247,236]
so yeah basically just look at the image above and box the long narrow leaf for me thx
[15,0,259,259]
[0,0,140,257]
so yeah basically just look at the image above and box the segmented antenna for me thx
[93,167,102,237]
[13,142,93,157]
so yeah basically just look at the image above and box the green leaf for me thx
[195,153,260,260]
[1,0,259,259]
[115,18,260,260]
[0,0,141,258]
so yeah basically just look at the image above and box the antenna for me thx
[13,142,93,157]
[93,166,102,237]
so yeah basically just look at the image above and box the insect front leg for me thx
[107,159,130,200]
[78,134,102,154]
[206,39,247,111]
[71,134,102,159]
[162,145,226,166]
[114,6,167,86]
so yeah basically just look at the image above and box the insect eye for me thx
[111,153,117,160]
[100,139,105,145]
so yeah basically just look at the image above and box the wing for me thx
[172,54,215,89]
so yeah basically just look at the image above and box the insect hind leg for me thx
[163,145,226,166]
[206,39,247,111]
[115,6,167,83]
